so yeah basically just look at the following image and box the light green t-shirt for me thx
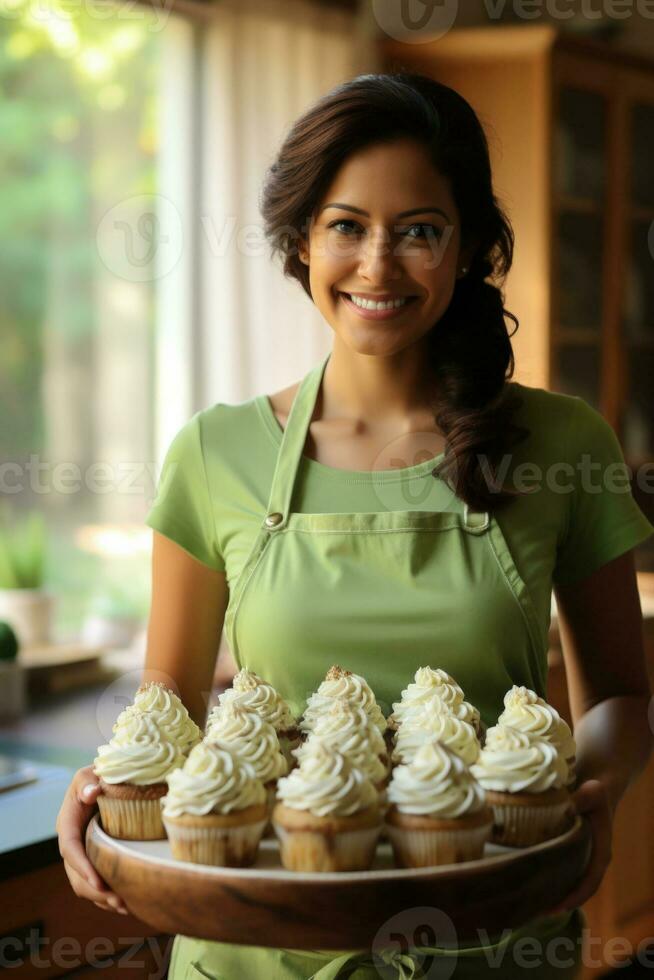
[146,378,653,614]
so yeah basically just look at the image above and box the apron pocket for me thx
[186,961,227,980]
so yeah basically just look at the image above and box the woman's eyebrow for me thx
[319,203,450,221]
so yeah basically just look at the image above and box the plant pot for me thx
[0,589,55,649]
[81,613,141,648]
[0,661,26,719]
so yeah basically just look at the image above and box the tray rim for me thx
[88,811,586,883]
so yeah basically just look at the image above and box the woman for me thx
[57,72,654,978]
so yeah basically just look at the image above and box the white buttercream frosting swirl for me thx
[392,710,480,767]
[392,690,480,734]
[300,666,387,734]
[388,740,487,818]
[275,740,378,818]
[497,686,576,784]
[390,666,463,719]
[306,698,386,755]
[204,703,288,783]
[161,740,266,817]
[470,723,569,793]
[294,732,386,787]
[215,670,296,732]
[119,681,201,754]
[94,712,186,785]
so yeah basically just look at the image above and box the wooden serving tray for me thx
[86,814,591,948]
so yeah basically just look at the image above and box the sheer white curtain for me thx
[198,0,378,407]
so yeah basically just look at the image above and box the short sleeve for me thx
[553,397,654,586]
[145,412,225,572]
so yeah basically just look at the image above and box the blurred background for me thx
[1,1,654,973]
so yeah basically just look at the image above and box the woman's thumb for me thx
[573,778,605,813]
[80,782,99,803]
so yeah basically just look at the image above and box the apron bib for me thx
[224,351,547,726]
[171,352,582,979]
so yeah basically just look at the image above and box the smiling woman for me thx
[260,74,531,514]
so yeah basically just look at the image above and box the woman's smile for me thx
[338,291,420,321]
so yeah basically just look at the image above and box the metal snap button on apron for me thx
[265,512,284,528]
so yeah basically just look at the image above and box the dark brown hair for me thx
[259,71,530,512]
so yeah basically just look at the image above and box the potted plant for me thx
[0,620,26,719]
[0,508,54,648]
[81,587,145,648]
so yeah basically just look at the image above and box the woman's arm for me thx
[548,549,654,912]
[555,549,652,805]
[141,530,230,729]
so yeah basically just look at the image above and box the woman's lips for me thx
[339,292,419,321]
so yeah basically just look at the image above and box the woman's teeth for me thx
[346,294,411,311]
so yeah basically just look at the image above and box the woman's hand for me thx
[56,766,128,915]
[547,778,614,915]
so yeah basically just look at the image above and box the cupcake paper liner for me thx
[385,818,492,868]
[97,795,167,840]
[486,795,574,847]
[162,814,267,866]
[273,822,382,872]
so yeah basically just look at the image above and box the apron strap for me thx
[262,351,331,533]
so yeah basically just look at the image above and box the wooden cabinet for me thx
[0,861,171,978]
[381,24,654,574]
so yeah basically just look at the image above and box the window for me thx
[0,0,198,640]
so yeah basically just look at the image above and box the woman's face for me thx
[299,138,469,358]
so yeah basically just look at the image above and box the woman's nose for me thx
[356,228,404,281]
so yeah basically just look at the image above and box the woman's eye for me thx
[328,220,360,234]
[327,220,441,240]
[399,224,441,241]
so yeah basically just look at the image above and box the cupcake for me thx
[161,741,268,866]
[497,686,577,786]
[470,724,574,846]
[212,669,300,766]
[204,703,288,817]
[272,741,382,872]
[392,708,481,768]
[300,665,387,738]
[384,740,493,867]
[94,711,185,839]
[388,667,480,735]
[122,680,201,755]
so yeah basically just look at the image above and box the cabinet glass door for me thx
[623,98,654,572]
[553,86,606,409]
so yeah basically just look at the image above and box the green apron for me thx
[169,352,585,978]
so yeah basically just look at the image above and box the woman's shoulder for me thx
[508,379,592,439]
[507,379,623,472]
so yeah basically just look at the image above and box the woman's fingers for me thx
[57,767,125,902]
[56,771,107,891]
[64,860,128,914]
[549,781,613,913]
